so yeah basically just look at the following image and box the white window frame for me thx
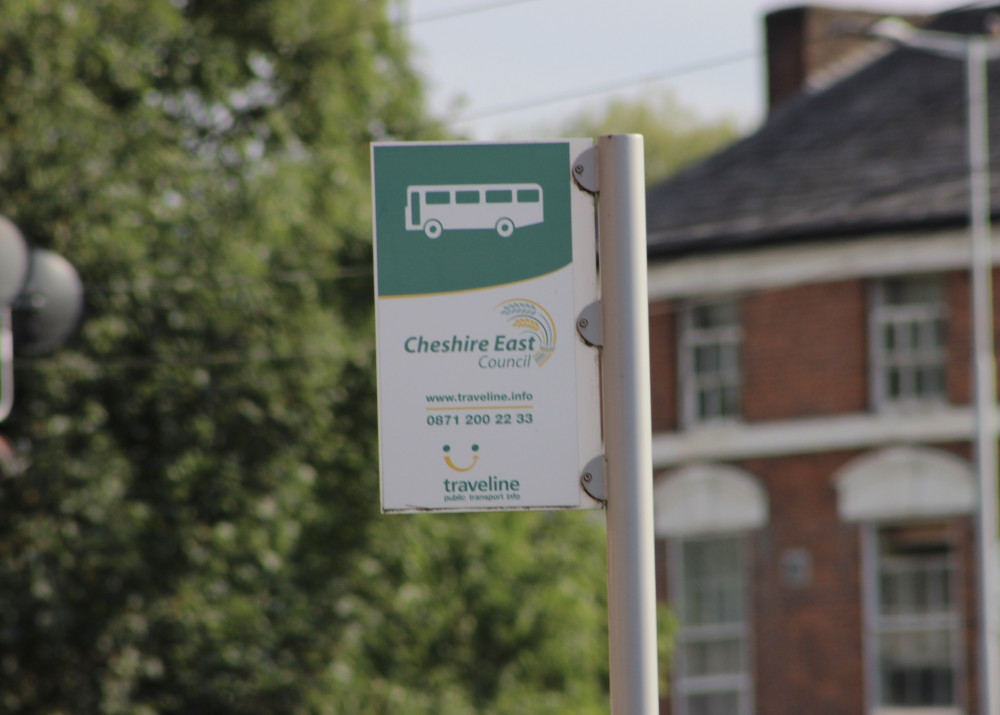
[869,275,947,411]
[670,534,754,715]
[679,297,742,428]
[861,522,965,715]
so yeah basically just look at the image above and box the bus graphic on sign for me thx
[405,183,544,239]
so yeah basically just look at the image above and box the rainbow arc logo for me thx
[498,299,556,366]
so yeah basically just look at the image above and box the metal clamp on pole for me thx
[581,455,606,504]
[572,146,599,194]
[576,301,603,347]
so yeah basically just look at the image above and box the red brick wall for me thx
[954,265,1000,402]
[947,270,973,404]
[743,280,868,421]
[742,450,866,715]
[649,300,677,432]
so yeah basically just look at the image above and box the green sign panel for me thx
[372,140,601,513]
[372,142,573,296]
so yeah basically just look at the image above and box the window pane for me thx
[719,343,739,372]
[904,320,920,351]
[455,190,479,204]
[879,533,952,617]
[915,366,945,400]
[698,389,717,421]
[883,275,944,305]
[880,561,952,616]
[887,367,902,398]
[695,345,720,374]
[880,629,954,705]
[682,539,743,624]
[485,189,512,203]
[682,637,744,677]
[516,188,539,203]
[721,386,741,416]
[916,320,936,350]
[874,275,946,406]
[883,324,896,351]
[676,536,748,715]
[873,524,959,708]
[683,298,741,425]
[426,191,450,204]
[691,301,737,329]
[686,691,740,715]
[934,318,946,348]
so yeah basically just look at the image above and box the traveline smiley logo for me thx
[401,298,557,370]
[443,443,479,472]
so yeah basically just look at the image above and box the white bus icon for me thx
[404,183,544,239]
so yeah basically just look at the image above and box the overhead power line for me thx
[403,0,538,25]
[454,49,760,122]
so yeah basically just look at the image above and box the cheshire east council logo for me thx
[498,299,556,366]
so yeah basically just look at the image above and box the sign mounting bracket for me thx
[572,146,599,194]
[581,455,606,505]
[576,301,602,347]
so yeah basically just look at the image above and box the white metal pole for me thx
[597,134,659,714]
[967,37,1000,715]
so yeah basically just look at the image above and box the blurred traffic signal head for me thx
[13,248,85,356]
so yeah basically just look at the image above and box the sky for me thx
[402,0,967,140]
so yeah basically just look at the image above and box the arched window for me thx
[655,464,768,715]
[654,463,768,538]
[835,447,973,714]
[835,446,975,522]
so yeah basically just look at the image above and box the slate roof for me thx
[646,6,1000,258]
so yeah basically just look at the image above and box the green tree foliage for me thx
[330,512,609,714]
[555,91,739,185]
[0,1,610,713]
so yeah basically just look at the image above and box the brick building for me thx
[646,5,999,715]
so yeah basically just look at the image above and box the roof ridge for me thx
[803,39,894,97]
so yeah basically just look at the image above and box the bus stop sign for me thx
[371,140,601,512]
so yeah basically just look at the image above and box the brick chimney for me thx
[765,6,928,112]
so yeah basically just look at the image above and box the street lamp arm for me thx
[868,17,1000,59]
